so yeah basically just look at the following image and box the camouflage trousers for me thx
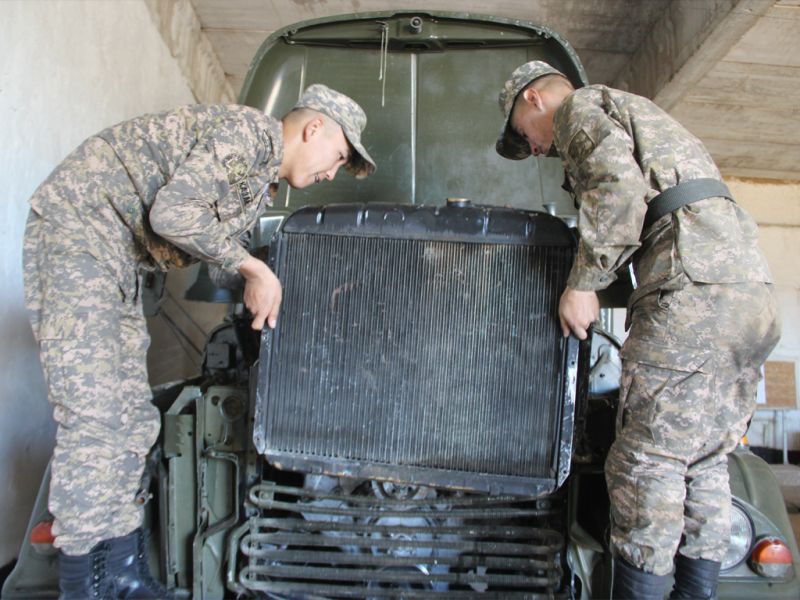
[605,279,780,576]
[22,139,160,556]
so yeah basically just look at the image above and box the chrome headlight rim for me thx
[721,501,755,571]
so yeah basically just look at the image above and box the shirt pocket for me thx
[216,184,246,224]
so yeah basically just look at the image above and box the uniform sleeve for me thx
[208,264,244,290]
[556,102,649,291]
[148,122,258,275]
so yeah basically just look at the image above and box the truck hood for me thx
[239,11,587,214]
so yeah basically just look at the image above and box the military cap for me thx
[495,61,566,160]
[294,84,376,178]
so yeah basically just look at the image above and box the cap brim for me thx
[495,105,531,160]
[350,142,377,179]
[342,131,376,179]
[496,117,532,160]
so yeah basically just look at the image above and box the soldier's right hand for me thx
[239,256,283,330]
[558,287,599,340]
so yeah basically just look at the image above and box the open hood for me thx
[239,11,587,214]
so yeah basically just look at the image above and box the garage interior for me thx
[1,0,799,581]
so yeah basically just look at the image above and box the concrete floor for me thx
[769,463,800,548]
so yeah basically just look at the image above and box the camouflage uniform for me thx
[497,66,780,576]
[24,83,376,557]
[23,104,283,555]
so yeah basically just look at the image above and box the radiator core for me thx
[255,203,578,495]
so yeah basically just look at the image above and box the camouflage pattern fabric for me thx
[24,207,156,556]
[92,104,283,275]
[606,280,780,574]
[23,105,283,555]
[546,84,780,575]
[551,85,772,304]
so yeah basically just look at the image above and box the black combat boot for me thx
[105,528,174,599]
[59,542,114,599]
[611,556,670,600]
[59,528,173,599]
[669,553,721,599]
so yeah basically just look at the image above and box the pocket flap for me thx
[620,338,713,373]
[38,312,103,340]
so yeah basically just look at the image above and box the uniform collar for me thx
[261,117,284,184]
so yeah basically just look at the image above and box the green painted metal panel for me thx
[239,11,587,216]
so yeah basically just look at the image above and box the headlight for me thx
[721,503,754,570]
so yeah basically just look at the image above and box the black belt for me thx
[643,178,734,229]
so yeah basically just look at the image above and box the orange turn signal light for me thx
[29,520,57,556]
[749,537,792,578]
[30,520,55,545]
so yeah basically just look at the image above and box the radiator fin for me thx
[261,233,572,484]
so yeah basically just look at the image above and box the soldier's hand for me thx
[558,287,599,340]
[239,256,283,330]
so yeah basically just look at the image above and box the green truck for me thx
[4,11,798,599]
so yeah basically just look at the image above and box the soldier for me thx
[495,61,780,599]
[23,84,375,599]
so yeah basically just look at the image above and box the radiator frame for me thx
[254,202,580,496]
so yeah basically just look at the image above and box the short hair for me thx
[514,73,574,109]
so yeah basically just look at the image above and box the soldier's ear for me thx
[302,117,324,141]
[522,87,545,112]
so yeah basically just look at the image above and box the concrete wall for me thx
[0,0,195,564]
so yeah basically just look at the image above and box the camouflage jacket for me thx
[32,104,282,276]
[552,85,772,303]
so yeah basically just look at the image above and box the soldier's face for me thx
[289,120,350,189]
[510,92,556,157]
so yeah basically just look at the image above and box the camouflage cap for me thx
[294,84,376,178]
[495,61,566,160]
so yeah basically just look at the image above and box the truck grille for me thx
[255,203,577,495]
[234,482,565,598]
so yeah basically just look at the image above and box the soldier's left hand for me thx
[558,287,599,340]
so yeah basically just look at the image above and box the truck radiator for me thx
[254,203,578,496]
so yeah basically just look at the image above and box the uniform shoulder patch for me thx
[222,154,249,184]
[567,129,596,165]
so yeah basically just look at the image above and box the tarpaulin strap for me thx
[644,178,734,229]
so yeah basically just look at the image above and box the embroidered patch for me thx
[223,154,249,184]
[567,130,596,165]
[237,179,254,205]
